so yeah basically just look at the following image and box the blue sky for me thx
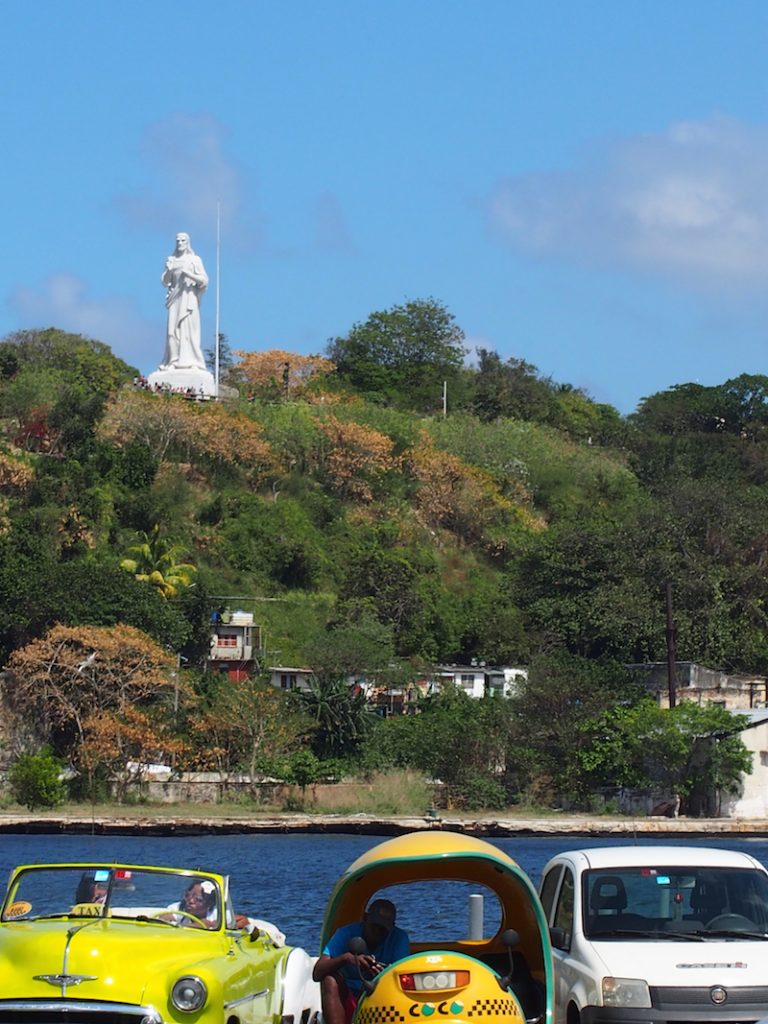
[4,1,768,414]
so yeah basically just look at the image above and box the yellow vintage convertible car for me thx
[0,862,320,1024]
[320,831,554,1024]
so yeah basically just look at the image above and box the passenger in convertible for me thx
[314,899,410,1024]
[167,879,279,936]
[166,879,221,927]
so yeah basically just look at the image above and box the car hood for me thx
[589,937,767,984]
[0,919,230,1004]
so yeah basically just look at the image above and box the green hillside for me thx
[0,308,763,813]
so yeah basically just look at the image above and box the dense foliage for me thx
[0,317,761,812]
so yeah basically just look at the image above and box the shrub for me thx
[451,773,507,811]
[8,752,66,810]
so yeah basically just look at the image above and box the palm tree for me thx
[299,676,373,759]
[120,525,196,599]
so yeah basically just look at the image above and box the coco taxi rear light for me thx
[399,970,471,992]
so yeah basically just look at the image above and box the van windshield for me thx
[583,865,768,938]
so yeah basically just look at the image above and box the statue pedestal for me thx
[147,367,217,398]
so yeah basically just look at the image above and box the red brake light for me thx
[400,975,416,991]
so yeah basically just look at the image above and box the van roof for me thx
[553,845,763,870]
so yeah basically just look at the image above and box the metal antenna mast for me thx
[214,201,221,394]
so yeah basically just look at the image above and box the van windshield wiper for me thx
[589,929,705,941]
[703,929,768,940]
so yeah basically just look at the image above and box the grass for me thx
[0,771,608,820]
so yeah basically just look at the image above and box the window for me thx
[553,869,574,939]
[375,882,502,943]
[280,674,297,690]
[582,865,768,936]
[539,866,562,919]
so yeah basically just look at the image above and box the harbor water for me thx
[2,831,768,951]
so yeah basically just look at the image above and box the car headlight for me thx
[602,977,651,1008]
[172,976,208,1012]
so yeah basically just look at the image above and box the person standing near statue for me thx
[160,232,208,371]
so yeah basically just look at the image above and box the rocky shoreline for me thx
[0,813,767,837]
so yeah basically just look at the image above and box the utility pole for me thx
[665,581,677,708]
[214,200,221,396]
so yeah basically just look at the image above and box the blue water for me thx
[2,831,767,952]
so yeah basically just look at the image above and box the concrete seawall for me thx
[1,814,767,837]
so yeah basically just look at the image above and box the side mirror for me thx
[348,936,376,995]
[549,926,568,950]
[496,929,520,991]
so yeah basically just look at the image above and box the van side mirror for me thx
[549,926,568,950]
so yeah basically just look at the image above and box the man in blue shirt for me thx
[313,899,409,1024]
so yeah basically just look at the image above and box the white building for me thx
[423,664,527,699]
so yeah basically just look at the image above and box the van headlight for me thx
[602,977,651,1008]
[172,975,208,1012]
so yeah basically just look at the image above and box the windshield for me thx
[2,866,226,928]
[584,865,768,938]
[376,881,503,943]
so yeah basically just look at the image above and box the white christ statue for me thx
[160,232,209,371]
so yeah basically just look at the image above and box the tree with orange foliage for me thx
[0,451,33,492]
[233,349,335,400]
[98,389,276,475]
[316,414,400,502]
[80,705,187,801]
[2,624,183,789]
[407,431,543,556]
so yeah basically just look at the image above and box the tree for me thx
[0,329,136,459]
[79,705,186,802]
[8,750,66,810]
[98,389,276,477]
[407,430,539,557]
[327,299,467,412]
[298,674,375,761]
[364,685,512,809]
[205,333,235,379]
[578,699,752,815]
[3,554,194,659]
[120,524,197,599]
[217,493,325,589]
[233,349,335,400]
[286,748,321,802]
[316,415,400,502]
[2,624,180,773]
[339,536,460,660]
[472,349,553,424]
[306,614,399,681]
[508,653,642,803]
[188,675,310,783]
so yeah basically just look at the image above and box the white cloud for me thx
[9,273,157,371]
[115,113,262,256]
[488,116,768,290]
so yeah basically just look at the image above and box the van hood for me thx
[591,938,766,984]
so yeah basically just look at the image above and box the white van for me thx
[538,845,768,1024]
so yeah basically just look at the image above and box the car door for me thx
[553,866,578,1021]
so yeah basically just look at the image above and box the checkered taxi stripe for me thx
[466,997,517,1018]
[356,996,518,1023]
[356,1006,406,1024]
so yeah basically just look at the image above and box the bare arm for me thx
[313,951,379,982]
